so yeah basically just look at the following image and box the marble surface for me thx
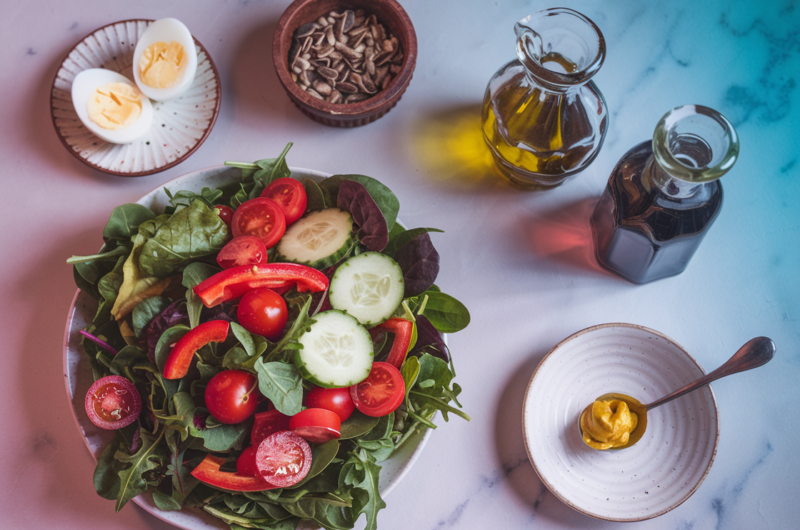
[0,0,797,529]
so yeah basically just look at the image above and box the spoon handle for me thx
[646,337,776,411]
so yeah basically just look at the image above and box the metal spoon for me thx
[580,336,776,450]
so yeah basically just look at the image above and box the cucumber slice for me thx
[295,310,373,388]
[276,208,355,269]
[329,252,405,326]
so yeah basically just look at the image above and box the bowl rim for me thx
[49,18,221,177]
[272,0,417,117]
[521,322,720,522]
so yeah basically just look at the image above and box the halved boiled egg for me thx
[71,69,153,144]
[133,18,198,101]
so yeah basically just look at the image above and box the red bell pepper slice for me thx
[191,454,278,492]
[193,263,329,308]
[163,320,230,380]
[378,317,414,369]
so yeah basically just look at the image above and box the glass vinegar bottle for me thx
[590,105,740,284]
[482,8,609,189]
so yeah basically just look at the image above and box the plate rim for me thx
[521,322,720,522]
[63,164,436,528]
[49,18,222,177]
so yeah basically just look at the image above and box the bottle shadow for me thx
[405,102,520,194]
[518,197,621,280]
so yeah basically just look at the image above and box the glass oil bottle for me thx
[482,8,609,189]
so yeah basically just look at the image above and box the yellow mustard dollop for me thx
[580,399,638,450]
[139,41,186,88]
[87,82,143,130]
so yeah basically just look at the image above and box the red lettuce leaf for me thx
[409,315,448,362]
[337,180,389,252]
[394,233,440,297]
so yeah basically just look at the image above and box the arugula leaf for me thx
[339,450,385,530]
[113,429,166,511]
[254,360,304,416]
[419,291,470,333]
[102,204,156,241]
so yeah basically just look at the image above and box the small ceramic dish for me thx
[50,20,221,177]
[63,165,433,529]
[273,0,417,127]
[522,323,719,521]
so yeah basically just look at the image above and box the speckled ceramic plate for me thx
[522,323,719,521]
[63,165,433,529]
[50,20,221,177]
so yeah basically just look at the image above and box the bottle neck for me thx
[644,157,705,199]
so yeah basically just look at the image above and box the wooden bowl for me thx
[273,0,417,127]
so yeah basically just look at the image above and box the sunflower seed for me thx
[328,89,343,104]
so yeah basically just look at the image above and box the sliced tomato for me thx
[305,386,355,422]
[350,362,405,417]
[217,236,267,269]
[251,409,291,446]
[215,205,234,230]
[231,197,286,249]
[289,408,341,444]
[261,178,308,225]
[256,431,312,487]
[191,454,277,492]
[236,446,259,477]
[85,375,142,430]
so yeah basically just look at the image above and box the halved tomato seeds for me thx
[256,431,312,488]
[231,197,286,249]
[85,375,142,430]
[350,362,405,417]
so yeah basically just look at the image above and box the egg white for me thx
[71,69,153,144]
[132,18,198,101]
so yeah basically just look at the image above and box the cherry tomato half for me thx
[261,178,308,225]
[85,375,142,430]
[305,386,355,422]
[256,431,312,488]
[237,287,288,341]
[231,197,286,249]
[350,362,405,417]
[289,408,341,444]
[215,205,234,230]
[251,409,291,446]
[217,235,268,269]
[236,446,260,478]
[205,370,260,424]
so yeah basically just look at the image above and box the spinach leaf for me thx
[340,410,380,439]
[164,187,224,214]
[304,178,326,211]
[131,296,171,337]
[337,180,389,252]
[254,360,303,416]
[294,440,339,487]
[182,262,222,328]
[152,490,182,511]
[155,325,191,372]
[320,175,399,232]
[189,408,250,451]
[139,199,228,278]
[394,232,440,297]
[102,204,156,241]
[93,434,127,500]
[419,292,470,333]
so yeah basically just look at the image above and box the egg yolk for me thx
[580,399,638,450]
[86,82,143,130]
[139,41,187,88]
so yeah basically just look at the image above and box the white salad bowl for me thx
[63,165,433,530]
[522,323,719,522]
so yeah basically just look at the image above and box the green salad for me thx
[67,144,470,530]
